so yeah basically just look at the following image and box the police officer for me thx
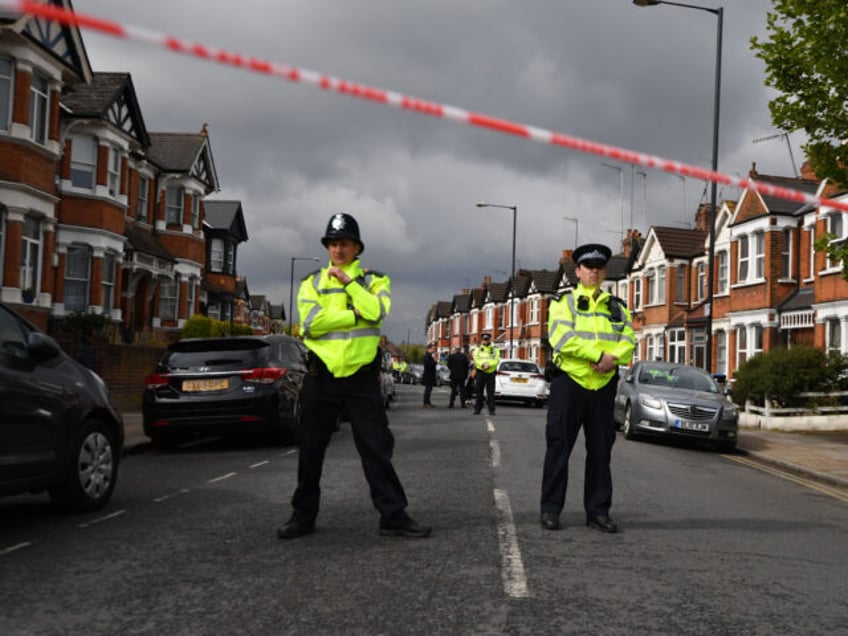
[277,213,431,540]
[472,333,500,415]
[540,243,635,533]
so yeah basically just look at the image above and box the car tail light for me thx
[496,371,509,376]
[144,372,170,388]
[241,367,288,384]
[531,374,545,380]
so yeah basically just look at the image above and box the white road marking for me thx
[77,509,126,528]
[208,472,237,484]
[154,488,190,503]
[490,439,502,468]
[250,460,270,469]
[0,542,32,556]
[486,419,495,433]
[493,488,530,599]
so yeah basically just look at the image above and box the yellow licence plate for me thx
[182,378,229,392]
[511,377,528,384]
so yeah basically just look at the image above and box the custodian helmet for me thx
[321,212,364,253]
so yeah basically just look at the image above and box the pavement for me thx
[120,413,848,491]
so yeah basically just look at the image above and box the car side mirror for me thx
[27,331,62,362]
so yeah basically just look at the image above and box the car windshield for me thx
[639,366,718,393]
[500,362,539,373]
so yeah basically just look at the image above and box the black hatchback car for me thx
[143,335,308,448]
[0,302,123,511]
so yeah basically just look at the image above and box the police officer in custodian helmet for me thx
[277,213,431,539]
[540,243,635,534]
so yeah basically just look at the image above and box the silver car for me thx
[613,361,738,451]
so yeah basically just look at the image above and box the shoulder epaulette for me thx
[365,269,387,277]
[302,268,321,280]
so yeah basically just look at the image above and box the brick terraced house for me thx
[0,2,256,343]
[427,166,847,379]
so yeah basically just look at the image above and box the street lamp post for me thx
[562,216,579,248]
[601,162,625,242]
[476,203,517,358]
[633,0,723,372]
[289,256,320,335]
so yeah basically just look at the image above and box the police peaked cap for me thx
[572,243,612,266]
[321,212,364,253]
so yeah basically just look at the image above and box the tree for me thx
[750,1,848,188]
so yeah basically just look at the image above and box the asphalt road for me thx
[2,384,847,635]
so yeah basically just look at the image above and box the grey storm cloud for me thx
[74,0,793,343]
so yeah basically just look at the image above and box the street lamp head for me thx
[633,0,662,6]
[476,203,487,208]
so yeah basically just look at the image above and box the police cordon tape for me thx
[6,0,848,214]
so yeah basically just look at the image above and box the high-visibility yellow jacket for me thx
[548,283,635,390]
[298,259,390,378]
[473,344,501,374]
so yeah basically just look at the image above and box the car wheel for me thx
[50,418,119,512]
[622,403,637,440]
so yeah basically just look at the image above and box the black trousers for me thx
[423,381,434,405]
[290,357,408,525]
[540,373,617,519]
[448,377,466,407]
[474,371,496,414]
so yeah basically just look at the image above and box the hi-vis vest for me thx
[548,283,636,390]
[298,259,390,378]
[473,344,501,374]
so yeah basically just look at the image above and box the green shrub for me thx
[732,346,836,407]
[181,314,256,339]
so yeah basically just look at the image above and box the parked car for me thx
[143,335,308,448]
[402,363,424,385]
[436,364,451,386]
[613,361,738,451]
[0,301,123,511]
[494,359,549,407]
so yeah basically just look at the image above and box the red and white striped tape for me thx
[5,0,847,214]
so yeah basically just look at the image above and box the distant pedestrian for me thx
[446,347,470,408]
[472,333,500,415]
[422,343,437,408]
[277,212,431,540]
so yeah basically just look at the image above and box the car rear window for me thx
[500,362,539,373]
[164,339,270,370]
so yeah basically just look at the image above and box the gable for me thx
[21,0,91,82]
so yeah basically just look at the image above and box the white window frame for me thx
[754,231,765,279]
[64,245,91,313]
[717,251,728,293]
[826,213,844,270]
[736,326,748,367]
[646,335,655,361]
[668,328,685,363]
[102,252,116,313]
[210,238,224,272]
[485,306,493,330]
[738,235,750,282]
[826,318,842,354]
[186,277,196,317]
[528,297,539,324]
[780,228,792,278]
[715,330,727,376]
[108,146,121,196]
[70,134,97,190]
[191,196,200,229]
[29,71,49,144]
[20,216,41,292]
[657,266,666,303]
[0,57,13,132]
[676,266,686,302]
[165,186,184,225]
[633,277,642,310]
[645,269,655,305]
[136,175,149,221]
[159,278,178,321]
[696,263,706,301]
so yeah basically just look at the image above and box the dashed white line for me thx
[154,488,190,503]
[250,460,270,469]
[77,509,126,527]
[490,439,502,468]
[0,542,32,556]
[493,488,530,599]
[208,472,237,484]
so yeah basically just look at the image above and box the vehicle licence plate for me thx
[183,378,229,392]
[511,377,528,384]
[673,419,709,432]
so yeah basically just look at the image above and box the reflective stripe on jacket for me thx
[548,284,635,390]
[298,259,390,378]
[473,344,501,373]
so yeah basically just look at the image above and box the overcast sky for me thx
[73,0,796,344]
